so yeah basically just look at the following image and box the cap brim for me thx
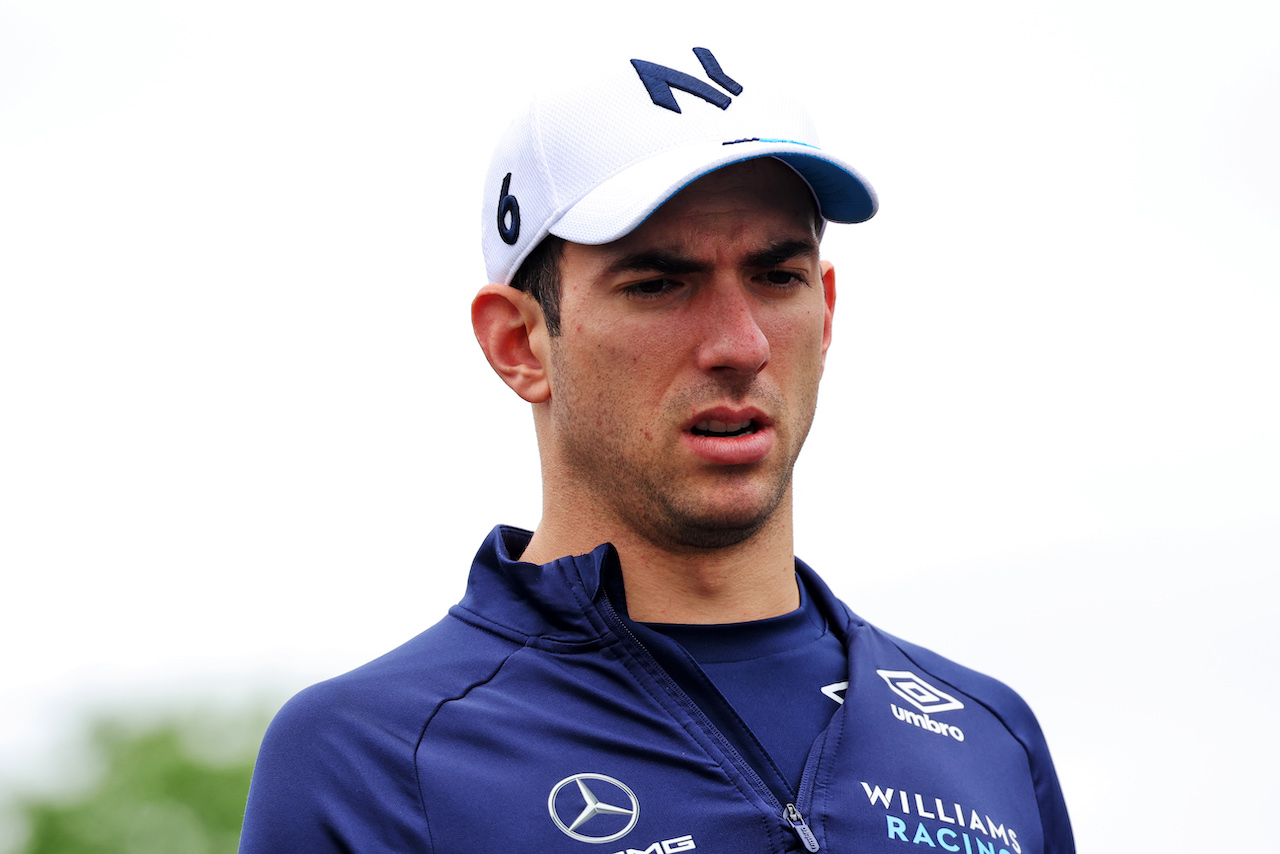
[549,139,877,246]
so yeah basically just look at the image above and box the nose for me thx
[694,282,770,376]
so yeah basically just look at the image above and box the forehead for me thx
[569,158,822,268]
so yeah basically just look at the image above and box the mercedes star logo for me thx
[547,773,640,843]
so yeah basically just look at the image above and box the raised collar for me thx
[452,524,854,644]
[451,525,617,642]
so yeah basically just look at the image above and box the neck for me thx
[610,523,800,624]
[520,484,800,625]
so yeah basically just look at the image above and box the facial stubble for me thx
[547,344,820,554]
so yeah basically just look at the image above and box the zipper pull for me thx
[784,803,819,852]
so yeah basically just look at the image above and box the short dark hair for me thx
[509,235,565,336]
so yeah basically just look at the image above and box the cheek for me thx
[566,332,670,422]
[587,318,685,377]
[581,333,645,377]
[765,306,828,363]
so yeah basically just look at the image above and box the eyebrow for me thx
[604,238,819,278]
[605,250,709,277]
[743,238,820,269]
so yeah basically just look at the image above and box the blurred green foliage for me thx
[5,708,270,854]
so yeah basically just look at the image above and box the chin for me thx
[651,494,782,552]
[614,464,794,553]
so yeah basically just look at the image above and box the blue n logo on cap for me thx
[631,47,743,114]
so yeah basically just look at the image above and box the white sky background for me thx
[1,1,1277,849]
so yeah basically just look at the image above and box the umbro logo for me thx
[877,670,965,714]
[821,681,848,704]
[877,670,967,742]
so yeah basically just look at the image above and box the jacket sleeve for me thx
[239,678,432,854]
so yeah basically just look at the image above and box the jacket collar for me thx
[455,524,854,642]
[452,525,617,641]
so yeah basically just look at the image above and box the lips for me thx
[682,408,775,465]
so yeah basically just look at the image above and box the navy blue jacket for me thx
[240,526,1073,853]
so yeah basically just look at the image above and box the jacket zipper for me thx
[597,593,822,851]
[785,803,820,852]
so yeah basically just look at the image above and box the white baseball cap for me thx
[481,46,877,286]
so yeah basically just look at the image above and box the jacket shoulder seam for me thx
[411,631,527,851]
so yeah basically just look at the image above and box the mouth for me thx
[682,409,775,465]
[690,419,761,438]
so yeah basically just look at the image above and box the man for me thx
[240,46,1073,854]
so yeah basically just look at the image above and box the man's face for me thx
[542,158,835,552]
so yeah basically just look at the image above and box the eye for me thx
[760,269,808,289]
[623,278,683,300]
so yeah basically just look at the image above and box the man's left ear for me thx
[820,260,836,362]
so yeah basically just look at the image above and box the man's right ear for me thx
[471,284,551,404]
